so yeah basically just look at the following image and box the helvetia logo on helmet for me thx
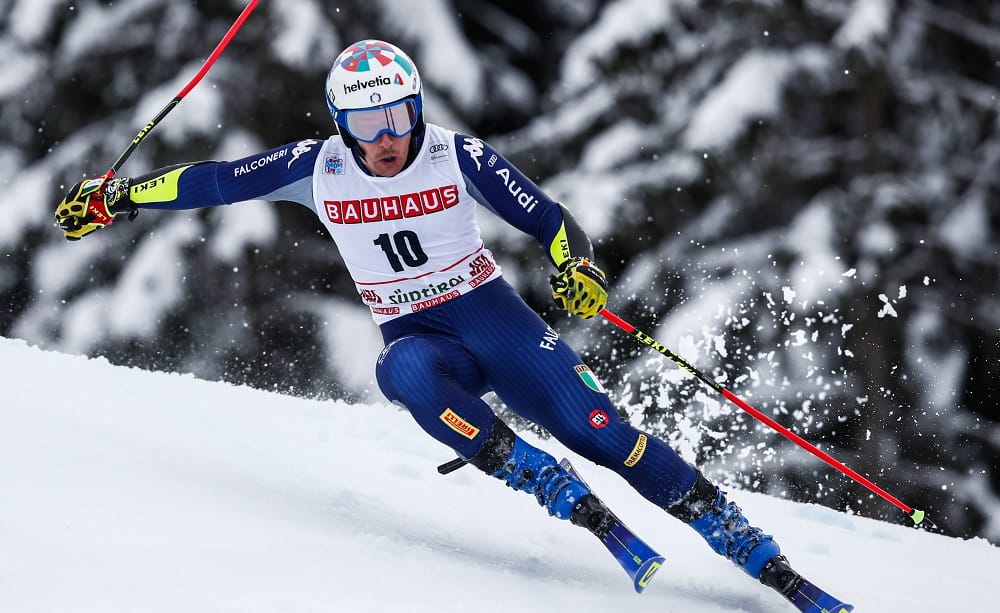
[344,75,392,94]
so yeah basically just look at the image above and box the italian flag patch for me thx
[574,365,606,394]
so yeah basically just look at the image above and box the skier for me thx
[55,39,839,606]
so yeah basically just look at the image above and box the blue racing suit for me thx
[124,126,699,510]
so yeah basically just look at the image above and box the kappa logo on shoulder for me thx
[288,139,320,168]
[462,136,484,172]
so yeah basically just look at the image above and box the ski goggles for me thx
[338,97,421,143]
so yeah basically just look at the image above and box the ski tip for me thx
[813,595,855,612]
[632,556,664,593]
[792,576,854,613]
[803,595,855,613]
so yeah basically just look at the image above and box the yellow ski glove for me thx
[55,175,134,240]
[550,257,608,319]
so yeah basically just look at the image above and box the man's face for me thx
[357,131,412,177]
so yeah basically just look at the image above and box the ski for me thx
[787,576,854,613]
[761,556,854,613]
[560,458,665,593]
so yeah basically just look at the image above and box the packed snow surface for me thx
[2,338,995,612]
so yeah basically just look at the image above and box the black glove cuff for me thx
[106,178,138,221]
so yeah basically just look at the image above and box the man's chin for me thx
[372,156,404,177]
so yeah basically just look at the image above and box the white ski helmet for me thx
[325,40,423,145]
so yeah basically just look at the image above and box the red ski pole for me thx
[104,0,260,179]
[599,308,934,528]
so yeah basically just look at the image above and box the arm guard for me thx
[547,203,595,269]
[128,162,215,208]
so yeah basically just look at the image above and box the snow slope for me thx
[1,337,995,612]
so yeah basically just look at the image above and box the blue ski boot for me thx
[493,437,592,520]
[669,472,780,579]
[668,473,854,610]
[467,420,592,520]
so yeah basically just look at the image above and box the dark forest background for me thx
[1,0,997,544]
